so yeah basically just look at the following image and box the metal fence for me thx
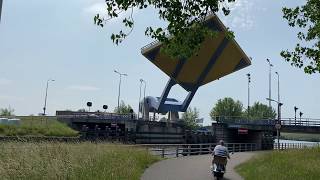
[141,143,258,158]
[274,142,320,150]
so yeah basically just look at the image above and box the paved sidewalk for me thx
[141,152,256,180]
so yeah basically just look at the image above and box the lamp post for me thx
[114,70,127,112]
[294,106,298,125]
[43,79,55,116]
[138,79,144,119]
[266,98,283,150]
[275,72,280,103]
[267,59,273,108]
[246,73,251,117]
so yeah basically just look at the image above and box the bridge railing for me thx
[280,118,320,127]
[274,142,319,150]
[214,116,320,127]
[140,143,258,158]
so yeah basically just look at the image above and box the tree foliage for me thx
[245,102,276,119]
[94,0,235,59]
[113,101,134,114]
[182,107,200,130]
[210,97,243,120]
[282,0,320,74]
[0,107,15,116]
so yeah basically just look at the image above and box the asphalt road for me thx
[141,152,256,180]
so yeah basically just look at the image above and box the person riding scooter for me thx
[209,140,230,178]
[212,140,230,161]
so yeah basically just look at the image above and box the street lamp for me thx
[246,73,251,117]
[267,59,273,108]
[275,72,280,103]
[294,106,298,125]
[43,79,55,116]
[266,97,283,150]
[114,70,127,112]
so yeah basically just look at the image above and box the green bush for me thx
[0,116,78,137]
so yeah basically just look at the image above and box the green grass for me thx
[0,142,160,180]
[0,116,78,137]
[236,148,320,180]
[280,132,320,142]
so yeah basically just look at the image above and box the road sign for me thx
[238,128,248,134]
[275,123,281,130]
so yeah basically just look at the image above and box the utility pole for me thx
[247,73,251,117]
[267,59,273,108]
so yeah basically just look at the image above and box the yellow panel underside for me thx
[176,33,225,84]
[152,50,179,77]
[203,41,243,85]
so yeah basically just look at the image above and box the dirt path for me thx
[141,152,256,180]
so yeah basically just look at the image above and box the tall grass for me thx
[0,142,160,180]
[0,116,78,137]
[236,148,320,180]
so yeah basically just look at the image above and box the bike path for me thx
[141,152,256,180]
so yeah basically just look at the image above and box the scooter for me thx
[211,155,227,180]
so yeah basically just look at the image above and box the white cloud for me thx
[67,85,100,91]
[84,2,106,15]
[219,0,263,31]
[0,78,12,85]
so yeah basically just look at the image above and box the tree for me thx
[282,0,320,74]
[94,0,235,59]
[114,101,134,114]
[0,107,15,116]
[210,97,243,120]
[77,108,86,112]
[245,102,276,120]
[182,107,200,130]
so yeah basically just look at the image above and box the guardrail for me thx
[274,142,320,150]
[141,143,258,158]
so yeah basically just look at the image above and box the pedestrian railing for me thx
[274,142,320,150]
[140,143,258,158]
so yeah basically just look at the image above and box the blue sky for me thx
[0,0,319,125]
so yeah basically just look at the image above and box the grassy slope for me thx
[0,142,160,180]
[236,148,320,180]
[0,116,78,137]
[280,132,320,142]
